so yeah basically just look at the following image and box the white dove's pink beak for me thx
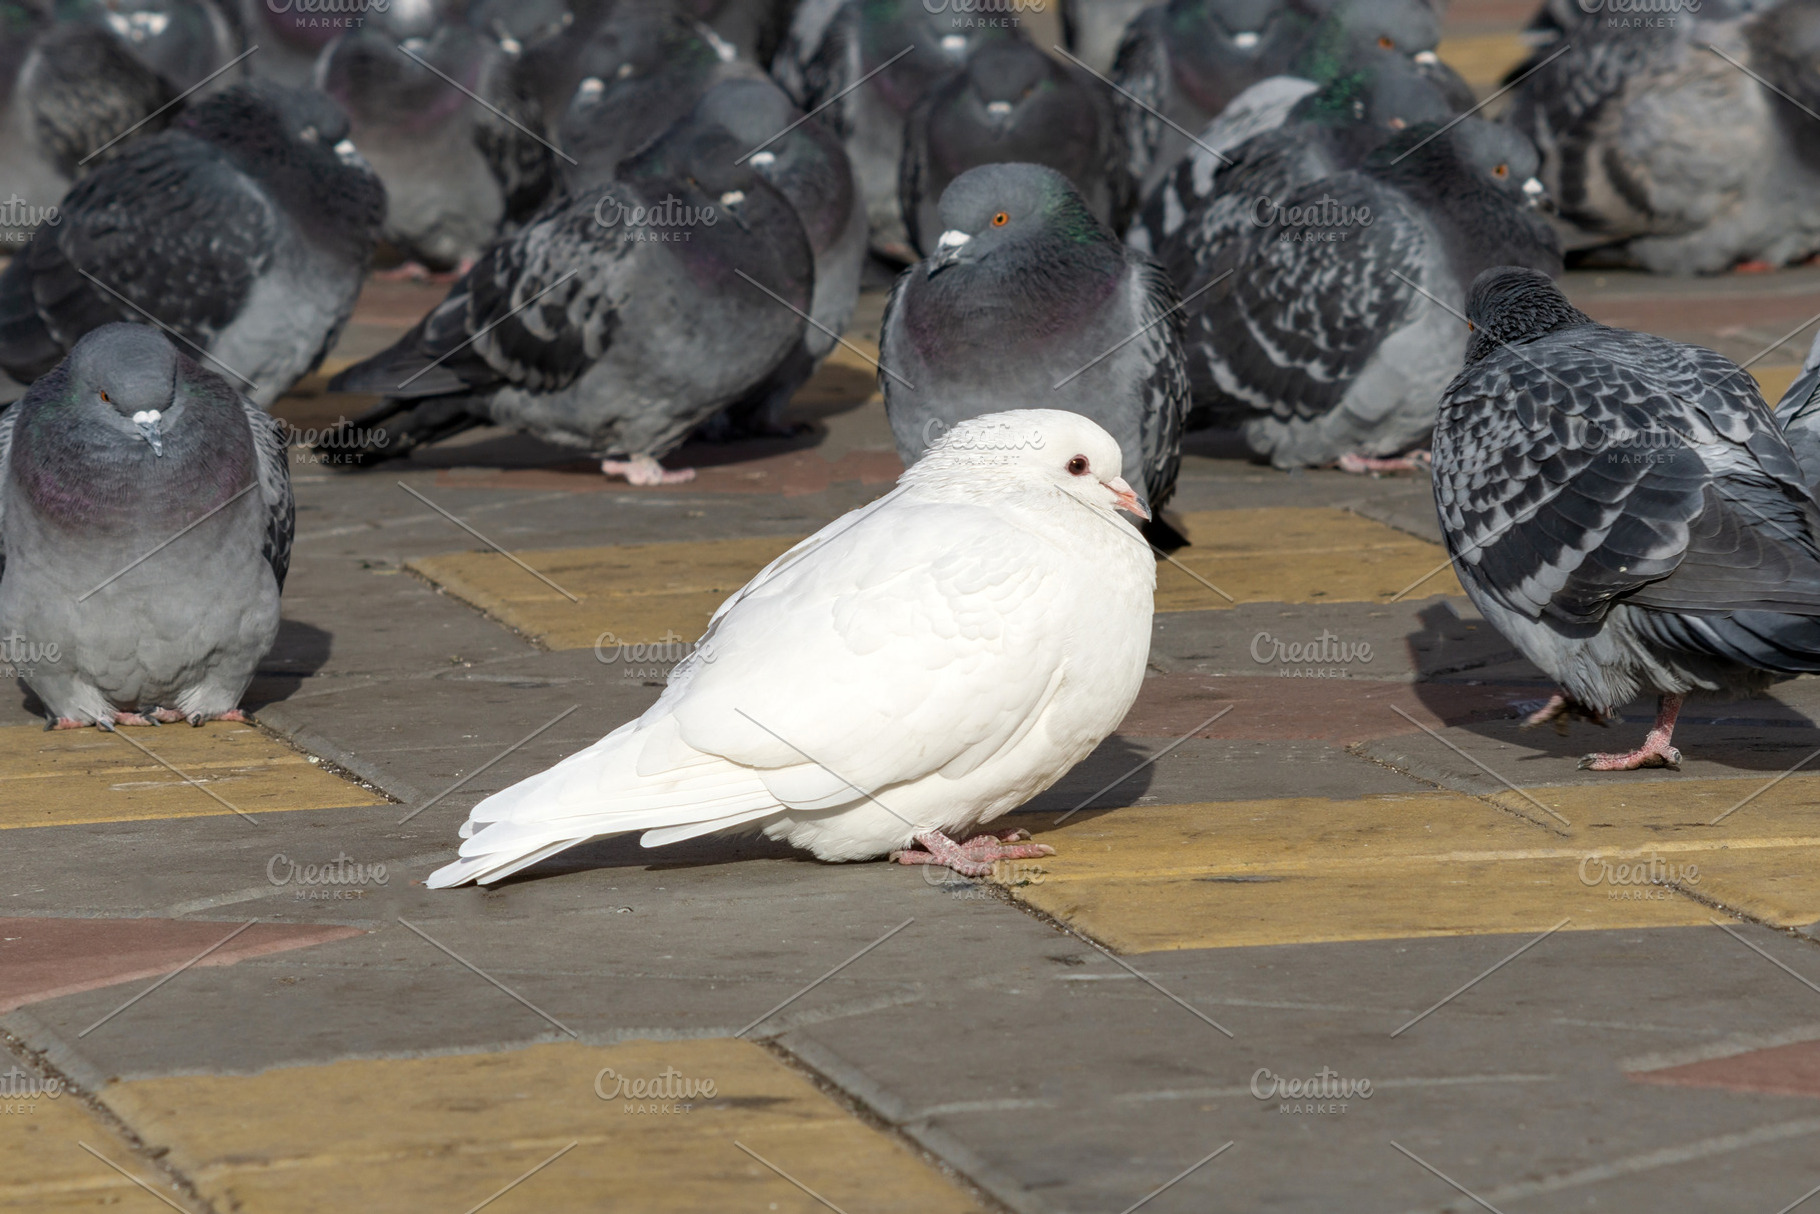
[1108,476,1149,520]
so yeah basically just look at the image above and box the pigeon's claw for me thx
[891,829,1056,878]
[601,455,697,486]
[185,708,250,727]
[1578,694,1683,771]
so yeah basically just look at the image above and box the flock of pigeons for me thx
[8,0,1820,878]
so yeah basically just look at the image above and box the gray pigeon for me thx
[1127,47,1455,264]
[322,114,813,485]
[64,0,244,94]
[692,76,866,437]
[772,0,1021,260]
[0,323,293,729]
[1182,118,1560,469]
[0,82,386,409]
[1506,0,1820,272]
[879,163,1188,525]
[900,39,1132,256]
[1434,266,1820,770]
[0,13,176,246]
[556,3,754,187]
[319,20,555,274]
[1774,325,1820,492]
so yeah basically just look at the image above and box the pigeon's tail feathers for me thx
[328,346,472,398]
[1632,608,1820,675]
[426,721,784,887]
[310,396,488,467]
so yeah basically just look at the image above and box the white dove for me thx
[426,409,1156,887]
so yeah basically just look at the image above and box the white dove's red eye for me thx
[1067,456,1089,475]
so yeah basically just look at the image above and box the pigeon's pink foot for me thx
[1734,259,1777,274]
[1336,451,1432,475]
[45,716,88,731]
[109,712,161,727]
[890,828,1055,878]
[149,707,187,724]
[1523,693,1571,728]
[1579,694,1683,771]
[186,708,249,727]
[1520,693,1610,734]
[601,455,696,485]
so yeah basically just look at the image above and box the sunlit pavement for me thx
[7,9,1820,1211]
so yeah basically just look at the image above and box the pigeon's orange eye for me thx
[992,212,1009,227]
[1493,164,1509,178]
[1067,455,1089,475]
[1378,35,1395,48]
[99,391,109,403]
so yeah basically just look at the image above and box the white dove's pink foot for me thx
[601,455,696,485]
[890,828,1055,877]
[1336,451,1432,475]
[1579,694,1682,771]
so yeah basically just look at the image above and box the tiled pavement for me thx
[8,11,1820,1211]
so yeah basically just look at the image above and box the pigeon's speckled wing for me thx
[1108,8,1168,185]
[0,135,276,383]
[242,396,294,590]
[0,400,13,581]
[1435,325,1820,627]
[1190,171,1427,421]
[1776,326,1820,490]
[1132,257,1189,512]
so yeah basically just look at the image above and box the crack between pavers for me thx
[1343,741,1573,838]
[2,1012,216,1214]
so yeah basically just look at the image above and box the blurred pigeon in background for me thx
[319,21,555,275]
[693,76,866,438]
[1140,51,1456,304]
[0,82,386,408]
[62,0,243,94]
[323,117,812,485]
[1183,119,1560,469]
[0,12,176,245]
[557,2,753,186]
[425,409,1156,887]
[772,0,1021,260]
[1506,0,1820,272]
[1435,266,1820,770]
[900,39,1131,255]
[880,163,1188,530]
[1061,0,1154,73]
[679,0,794,65]
[0,323,293,729]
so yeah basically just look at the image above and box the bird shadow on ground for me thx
[1008,735,1160,828]
[1401,602,1820,773]
[245,619,334,711]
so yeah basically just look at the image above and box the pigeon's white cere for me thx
[130,411,161,425]
[719,190,745,207]
[580,77,605,96]
[987,101,1013,117]
[941,34,968,55]
[425,409,1157,888]
[1414,50,1439,64]
[1523,177,1545,202]
[936,229,970,253]
[749,152,777,167]
[1232,30,1260,48]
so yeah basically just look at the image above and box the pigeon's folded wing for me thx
[0,401,13,581]
[1194,172,1426,421]
[1131,258,1189,510]
[4,139,277,377]
[1109,9,1168,182]
[1436,329,1820,626]
[241,397,295,589]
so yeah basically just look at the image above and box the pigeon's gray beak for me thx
[1108,476,1148,520]
[1522,176,1554,214]
[132,409,164,457]
[927,229,972,277]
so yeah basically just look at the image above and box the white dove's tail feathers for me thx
[425,723,785,888]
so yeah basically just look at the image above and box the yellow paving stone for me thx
[102,1038,984,1214]
[1754,364,1802,405]
[1158,509,1463,611]
[1437,33,1531,94]
[0,723,387,830]
[1013,777,1820,952]
[0,1088,185,1212]
[411,508,1464,647]
[408,534,804,649]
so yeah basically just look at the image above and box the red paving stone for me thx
[1631,1040,1820,1099]
[0,918,365,1014]
[433,446,904,497]
[1118,675,1528,744]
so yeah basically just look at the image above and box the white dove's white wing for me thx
[427,490,1091,886]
